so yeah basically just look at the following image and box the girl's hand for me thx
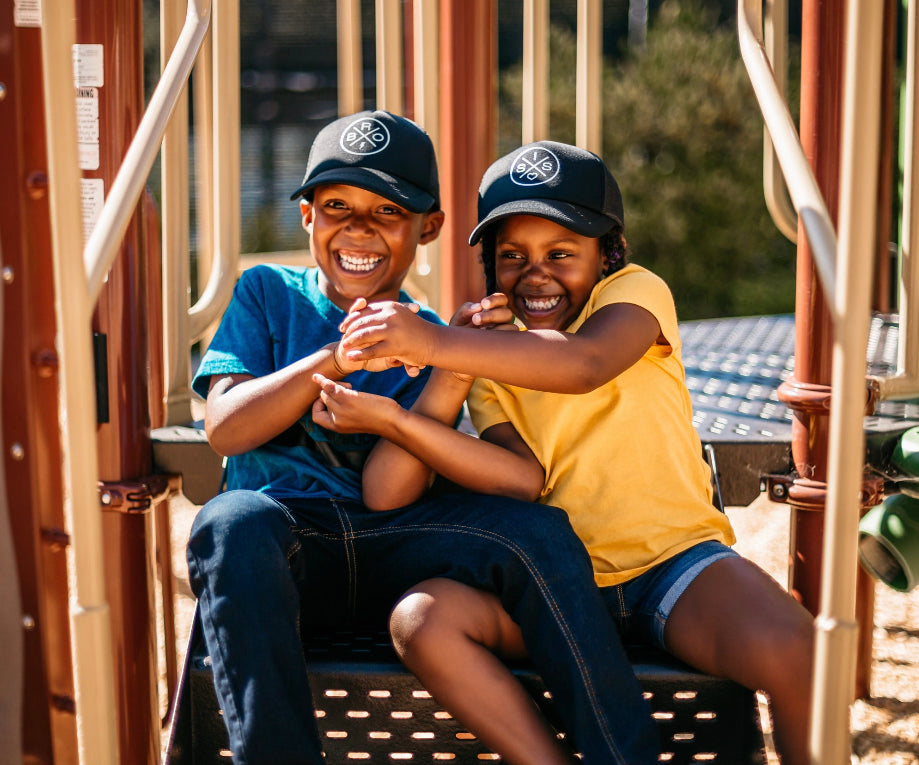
[335,298,424,377]
[340,300,436,369]
[311,373,402,434]
[451,292,516,330]
[448,293,517,382]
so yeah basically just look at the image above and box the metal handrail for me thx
[84,0,211,303]
[740,1,885,763]
[188,0,240,340]
[738,0,838,322]
[762,0,798,242]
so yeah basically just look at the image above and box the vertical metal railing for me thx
[162,0,240,426]
[762,0,798,242]
[337,0,364,115]
[871,0,919,401]
[522,0,549,143]
[40,1,121,761]
[576,0,602,154]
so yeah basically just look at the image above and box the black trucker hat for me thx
[290,110,440,213]
[469,141,624,244]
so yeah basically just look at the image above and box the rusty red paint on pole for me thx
[438,0,496,314]
[779,0,875,698]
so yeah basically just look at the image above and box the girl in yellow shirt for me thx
[313,141,814,765]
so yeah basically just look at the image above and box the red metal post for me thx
[0,6,78,763]
[438,0,496,314]
[778,0,876,698]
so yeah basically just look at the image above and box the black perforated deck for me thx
[166,618,764,764]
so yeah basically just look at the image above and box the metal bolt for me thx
[1,266,12,284]
[10,443,24,461]
[0,83,6,102]
[22,614,35,630]
[100,492,112,505]
[772,483,787,499]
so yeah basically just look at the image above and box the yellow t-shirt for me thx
[467,264,735,586]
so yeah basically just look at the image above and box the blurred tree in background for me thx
[499,0,799,320]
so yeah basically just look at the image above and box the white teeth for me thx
[338,253,383,272]
[523,296,561,312]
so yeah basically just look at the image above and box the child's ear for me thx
[419,210,445,245]
[299,198,313,232]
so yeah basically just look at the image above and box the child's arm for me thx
[204,335,386,457]
[312,371,544,510]
[314,295,541,510]
[340,300,661,394]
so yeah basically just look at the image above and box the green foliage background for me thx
[498,1,799,320]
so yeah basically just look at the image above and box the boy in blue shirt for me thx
[187,112,659,765]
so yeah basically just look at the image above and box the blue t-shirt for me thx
[193,265,443,501]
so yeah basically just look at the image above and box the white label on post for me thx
[72,44,104,88]
[81,178,105,244]
[13,0,42,27]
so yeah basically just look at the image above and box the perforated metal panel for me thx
[167,620,764,764]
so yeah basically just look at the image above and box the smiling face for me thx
[493,215,608,331]
[301,184,443,310]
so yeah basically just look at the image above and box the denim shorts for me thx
[600,540,738,649]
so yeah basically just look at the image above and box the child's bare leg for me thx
[389,578,577,765]
[663,555,814,765]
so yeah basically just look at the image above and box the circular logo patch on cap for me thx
[510,146,560,186]
[340,117,391,155]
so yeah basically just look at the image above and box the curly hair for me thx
[478,223,629,294]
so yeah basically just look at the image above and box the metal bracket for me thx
[98,474,176,513]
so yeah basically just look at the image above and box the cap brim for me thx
[468,199,620,245]
[290,166,436,213]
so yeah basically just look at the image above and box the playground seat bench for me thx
[165,609,765,764]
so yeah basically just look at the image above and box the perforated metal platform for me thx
[165,617,765,765]
[682,313,919,504]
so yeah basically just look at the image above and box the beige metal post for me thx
[576,0,602,154]
[376,0,404,114]
[412,0,442,309]
[337,0,364,115]
[189,0,241,341]
[811,0,884,760]
[39,2,118,763]
[161,0,194,425]
[870,0,919,401]
[522,0,548,143]
[763,0,797,242]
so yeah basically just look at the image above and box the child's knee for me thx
[389,583,449,658]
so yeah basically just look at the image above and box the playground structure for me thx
[3,0,919,763]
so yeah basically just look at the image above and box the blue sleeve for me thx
[192,270,277,399]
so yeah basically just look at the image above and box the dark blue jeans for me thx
[186,489,659,765]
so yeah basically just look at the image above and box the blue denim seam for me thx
[339,521,628,765]
[330,500,359,620]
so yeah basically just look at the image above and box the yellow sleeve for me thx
[467,378,510,436]
[588,266,681,353]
